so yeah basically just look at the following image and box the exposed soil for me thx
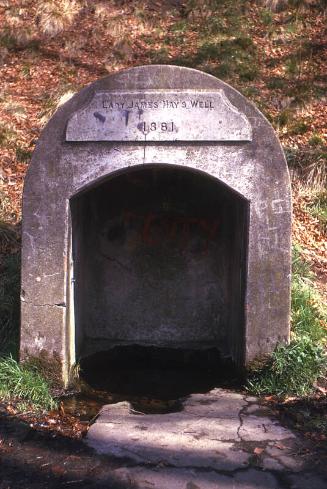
[1,390,327,489]
[0,403,126,489]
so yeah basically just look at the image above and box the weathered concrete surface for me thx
[240,415,295,442]
[86,389,327,489]
[112,467,281,489]
[21,65,292,383]
[66,89,253,142]
[73,167,247,355]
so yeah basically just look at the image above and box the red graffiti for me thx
[122,211,220,254]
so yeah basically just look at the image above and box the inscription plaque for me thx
[66,90,252,142]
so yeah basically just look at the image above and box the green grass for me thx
[0,123,17,148]
[266,77,286,90]
[0,356,56,410]
[0,249,57,411]
[289,120,309,136]
[247,338,325,397]
[16,146,32,163]
[247,247,327,397]
[194,36,258,81]
[309,134,325,147]
[284,147,327,187]
[306,190,327,234]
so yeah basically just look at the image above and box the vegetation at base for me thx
[0,356,57,410]
[305,190,327,234]
[0,242,57,410]
[247,337,326,397]
[247,246,327,396]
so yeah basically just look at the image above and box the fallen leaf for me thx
[254,447,264,455]
[275,443,287,450]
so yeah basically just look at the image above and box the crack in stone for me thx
[114,457,316,487]
[99,251,132,273]
[143,141,146,163]
[22,300,66,308]
[237,395,248,442]
[115,458,293,480]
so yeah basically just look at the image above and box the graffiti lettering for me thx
[121,211,220,253]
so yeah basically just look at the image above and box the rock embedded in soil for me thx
[87,392,250,470]
[85,389,327,488]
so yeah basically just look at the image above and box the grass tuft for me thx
[285,148,327,188]
[247,338,326,397]
[0,356,57,410]
[36,0,81,38]
[305,190,327,234]
[247,247,327,396]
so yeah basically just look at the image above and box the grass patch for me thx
[274,109,293,128]
[193,36,258,81]
[0,250,57,410]
[285,147,327,188]
[289,120,309,136]
[16,146,32,163]
[285,55,301,77]
[149,47,170,63]
[309,134,325,147]
[247,247,327,397]
[0,356,56,410]
[0,123,17,148]
[247,339,325,397]
[266,77,286,90]
[259,8,274,26]
[305,190,327,234]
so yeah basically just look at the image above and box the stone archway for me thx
[71,165,249,365]
[21,65,291,384]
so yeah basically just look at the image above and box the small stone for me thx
[246,404,262,414]
[278,455,303,472]
[262,457,285,471]
[245,396,259,403]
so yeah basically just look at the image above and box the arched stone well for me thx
[21,66,291,385]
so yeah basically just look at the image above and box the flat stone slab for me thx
[87,390,249,471]
[86,388,296,471]
[86,389,327,488]
[111,467,282,489]
[239,415,296,442]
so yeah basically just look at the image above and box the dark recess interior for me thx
[79,346,240,403]
[71,165,248,396]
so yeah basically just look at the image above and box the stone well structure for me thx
[21,65,291,384]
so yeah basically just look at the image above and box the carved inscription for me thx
[66,90,252,142]
[255,191,291,257]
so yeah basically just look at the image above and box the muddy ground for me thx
[1,392,327,489]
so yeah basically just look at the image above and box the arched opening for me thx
[70,165,249,394]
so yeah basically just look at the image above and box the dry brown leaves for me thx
[3,401,88,439]
[292,186,327,296]
[0,0,326,278]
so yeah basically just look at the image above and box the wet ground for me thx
[1,389,327,489]
[61,346,241,421]
[1,350,327,488]
[0,403,125,489]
